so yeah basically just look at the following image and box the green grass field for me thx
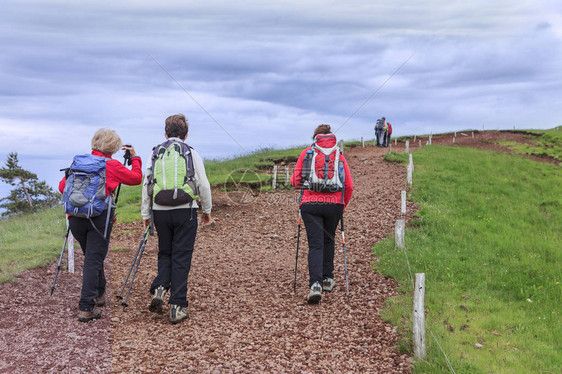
[376,145,561,373]
[0,207,66,282]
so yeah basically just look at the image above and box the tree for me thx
[0,152,59,216]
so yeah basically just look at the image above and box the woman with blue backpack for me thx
[59,128,142,322]
[290,124,354,303]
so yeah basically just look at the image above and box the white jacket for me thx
[140,138,212,219]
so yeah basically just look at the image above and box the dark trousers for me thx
[69,209,114,311]
[151,208,198,307]
[301,203,343,287]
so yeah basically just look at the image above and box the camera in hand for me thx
[124,144,132,166]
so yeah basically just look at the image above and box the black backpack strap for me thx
[179,143,196,179]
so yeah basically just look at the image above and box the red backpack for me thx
[302,134,344,193]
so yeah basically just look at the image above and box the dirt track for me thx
[1,131,553,373]
[108,142,414,373]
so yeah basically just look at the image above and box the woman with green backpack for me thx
[140,114,213,324]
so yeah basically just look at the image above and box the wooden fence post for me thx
[453,137,456,143]
[407,163,413,185]
[405,141,410,153]
[472,131,474,139]
[413,273,426,360]
[272,166,278,190]
[401,190,406,214]
[340,140,344,153]
[395,139,397,146]
[419,140,422,148]
[361,136,365,148]
[413,135,416,141]
[395,220,405,248]
[66,217,74,273]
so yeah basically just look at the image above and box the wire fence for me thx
[392,140,457,373]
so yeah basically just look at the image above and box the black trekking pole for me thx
[116,226,147,301]
[293,209,303,291]
[340,214,350,302]
[50,226,71,295]
[119,226,150,307]
[337,146,350,302]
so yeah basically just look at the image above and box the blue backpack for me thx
[63,154,111,218]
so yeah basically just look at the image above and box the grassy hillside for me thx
[0,207,66,282]
[376,145,561,373]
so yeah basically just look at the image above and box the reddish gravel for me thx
[109,143,415,373]
[0,251,111,373]
[1,131,550,373]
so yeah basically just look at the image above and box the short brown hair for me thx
[312,124,332,139]
[165,114,189,139]
[91,128,122,155]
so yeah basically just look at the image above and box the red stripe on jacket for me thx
[290,135,353,209]
[59,150,143,196]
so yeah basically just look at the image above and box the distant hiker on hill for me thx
[141,114,213,324]
[59,128,142,322]
[290,124,354,304]
[384,122,392,147]
[375,117,386,147]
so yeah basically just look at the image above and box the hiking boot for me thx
[94,291,106,307]
[78,308,102,322]
[170,304,189,324]
[306,282,322,304]
[149,286,167,314]
[322,277,335,292]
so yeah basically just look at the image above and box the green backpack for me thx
[147,139,199,206]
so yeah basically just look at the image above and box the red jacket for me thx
[290,134,353,209]
[59,150,143,196]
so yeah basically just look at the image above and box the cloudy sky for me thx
[0,0,561,197]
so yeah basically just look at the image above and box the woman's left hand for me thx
[122,144,137,158]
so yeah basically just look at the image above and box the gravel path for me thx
[0,247,112,373]
[108,143,414,373]
[2,131,551,373]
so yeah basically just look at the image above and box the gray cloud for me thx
[0,0,561,194]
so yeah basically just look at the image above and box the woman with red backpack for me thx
[290,124,354,303]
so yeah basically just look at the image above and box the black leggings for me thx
[69,209,114,311]
[301,203,343,287]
